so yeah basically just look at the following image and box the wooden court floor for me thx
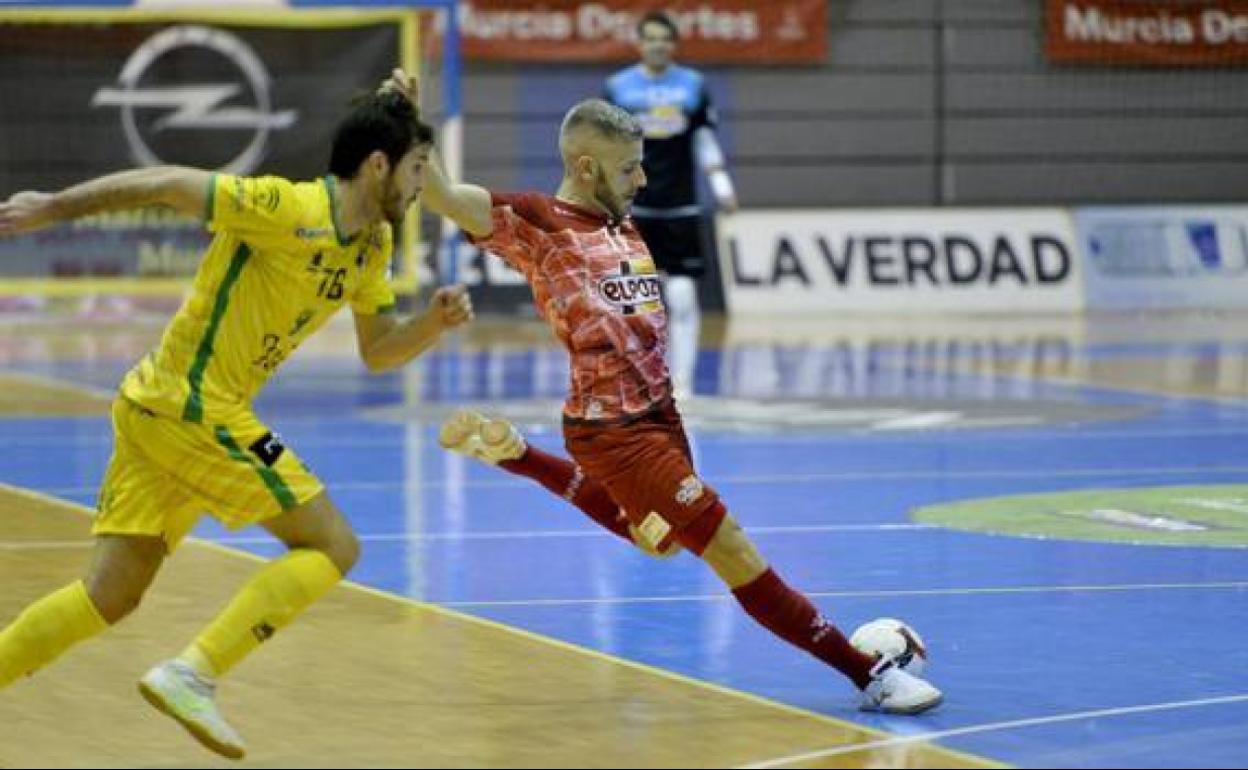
[0,313,998,768]
[0,485,992,769]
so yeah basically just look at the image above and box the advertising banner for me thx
[718,209,1085,315]
[1047,0,1248,66]
[456,0,826,64]
[1076,205,1248,308]
[0,12,402,279]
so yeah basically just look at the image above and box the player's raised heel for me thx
[438,410,526,464]
[138,660,246,760]
[860,657,943,716]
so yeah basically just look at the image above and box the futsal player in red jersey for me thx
[387,70,941,714]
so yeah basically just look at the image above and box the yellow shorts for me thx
[93,398,324,550]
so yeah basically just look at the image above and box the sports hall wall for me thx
[461,0,1248,206]
[458,0,1248,315]
[1,1,1246,313]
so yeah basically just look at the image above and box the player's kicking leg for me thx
[441,411,941,713]
[697,512,942,715]
[438,410,682,558]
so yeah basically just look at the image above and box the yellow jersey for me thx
[120,174,396,423]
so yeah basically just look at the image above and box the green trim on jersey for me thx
[324,176,353,247]
[182,244,252,423]
[213,426,298,511]
[203,173,218,224]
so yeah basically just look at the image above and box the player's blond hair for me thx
[559,99,643,147]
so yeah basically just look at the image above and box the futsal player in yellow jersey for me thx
[0,90,473,759]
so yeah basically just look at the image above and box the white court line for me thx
[0,482,997,765]
[217,522,935,545]
[0,369,116,399]
[30,463,1248,499]
[0,540,95,550]
[10,424,1248,447]
[7,534,1245,608]
[440,581,1248,609]
[0,524,937,551]
[737,693,1248,769]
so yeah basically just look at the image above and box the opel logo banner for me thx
[92,25,298,174]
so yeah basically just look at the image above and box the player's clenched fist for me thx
[379,67,419,107]
[432,284,473,329]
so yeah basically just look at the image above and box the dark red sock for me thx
[499,446,631,541]
[732,568,875,689]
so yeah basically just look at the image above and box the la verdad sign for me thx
[718,209,1084,314]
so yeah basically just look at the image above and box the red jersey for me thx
[473,191,671,422]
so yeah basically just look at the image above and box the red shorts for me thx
[563,399,726,555]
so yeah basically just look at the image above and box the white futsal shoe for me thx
[438,410,527,465]
[138,660,246,759]
[861,657,943,715]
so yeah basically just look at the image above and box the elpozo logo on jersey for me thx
[598,257,662,315]
[91,25,297,175]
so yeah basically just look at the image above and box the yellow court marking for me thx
[0,372,114,417]
[0,277,194,298]
[0,482,1002,768]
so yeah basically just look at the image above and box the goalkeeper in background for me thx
[604,10,738,401]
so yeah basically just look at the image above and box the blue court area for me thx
[4,317,1248,767]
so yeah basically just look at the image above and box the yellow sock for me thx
[0,581,108,687]
[182,549,341,677]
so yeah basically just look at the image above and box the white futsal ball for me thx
[850,617,928,676]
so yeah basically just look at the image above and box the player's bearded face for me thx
[593,164,628,220]
[381,171,406,226]
[592,141,644,220]
[381,146,428,226]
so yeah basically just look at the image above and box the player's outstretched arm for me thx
[379,68,493,238]
[0,166,211,237]
[353,284,474,373]
[420,150,493,239]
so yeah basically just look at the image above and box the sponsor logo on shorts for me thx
[637,511,673,548]
[248,431,286,467]
[675,475,704,506]
[811,614,833,643]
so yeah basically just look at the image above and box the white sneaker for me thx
[138,660,246,760]
[861,658,943,715]
[438,410,526,465]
